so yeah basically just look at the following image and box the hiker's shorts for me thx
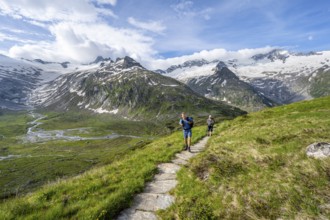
[208,125,213,132]
[183,129,192,139]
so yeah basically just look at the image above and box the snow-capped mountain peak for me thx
[157,49,330,109]
[251,49,291,63]
[215,61,227,72]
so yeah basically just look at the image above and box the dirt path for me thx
[117,136,210,220]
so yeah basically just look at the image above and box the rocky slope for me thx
[0,55,44,110]
[158,49,330,109]
[0,55,83,110]
[185,62,275,111]
[29,57,245,119]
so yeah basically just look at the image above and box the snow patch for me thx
[89,107,119,114]
[69,88,85,97]
[161,84,178,87]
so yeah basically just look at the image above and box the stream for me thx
[22,112,139,143]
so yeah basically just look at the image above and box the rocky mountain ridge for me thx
[1,48,329,113]
[28,56,244,119]
[158,49,330,109]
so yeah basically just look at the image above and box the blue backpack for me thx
[188,117,194,128]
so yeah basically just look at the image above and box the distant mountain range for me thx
[0,49,329,115]
[157,49,330,111]
[27,56,244,119]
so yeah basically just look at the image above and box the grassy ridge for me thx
[0,126,206,219]
[159,96,330,219]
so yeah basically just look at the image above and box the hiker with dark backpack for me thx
[179,112,194,152]
[207,115,215,136]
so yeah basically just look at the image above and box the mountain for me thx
[159,60,275,111]
[308,66,330,98]
[158,49,330,107]
[88,56,112,65]
[29,56,245,119]
[0,55,122,110]
[0,55,82,110]
[251,49,290,63]
[236,50,330,104]
[185,62,275,111]
[32,59,70,68]
[0,55,44,110]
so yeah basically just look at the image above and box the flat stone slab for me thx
[158,163,181,174]
[154,173,177,181]
[175,151,196,161]
[131,193,175,211]
[117,210,157,220]
[189,149,203,153]
[144,179,177,194]
[172,157,188,165]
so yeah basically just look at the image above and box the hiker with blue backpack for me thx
[207,115,215,136]
[179,112,194,152]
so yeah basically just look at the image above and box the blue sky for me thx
[0,0,330,66]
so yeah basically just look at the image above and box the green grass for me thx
[0,112,32,140]
[0,110,217,200]
[158,96,330,219]
[0,124,206,219]
[0,137,148,199]
[36,111,175,137]
[0,111,163,198]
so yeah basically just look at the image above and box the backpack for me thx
[188,117,194,128]
[207,118,214,126]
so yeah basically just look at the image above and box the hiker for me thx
[179,112,193,152]
[207,115,215,136]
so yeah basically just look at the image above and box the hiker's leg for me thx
[183,130,188,150]
[187,130,192,152]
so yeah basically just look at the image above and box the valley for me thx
[0,111,161,199]
[1,0,329,218]
[0,49,329,219]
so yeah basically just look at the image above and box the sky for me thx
[0,0,330,69]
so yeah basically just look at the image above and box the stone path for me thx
[117,136,209,220]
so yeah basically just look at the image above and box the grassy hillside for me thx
[0,109,229,200]
[159,96,330,219]
[0,120,207,219]
[0,111,167,199]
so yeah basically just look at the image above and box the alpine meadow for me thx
[1,0,330,219]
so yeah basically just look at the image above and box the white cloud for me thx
[0,32,38,44]
[0,0,116,23]
[171,0,194,16]
[308,35,313,41]
[95,0,117,6]
[171,0,212,20]
[9,22,156,63]
[148,46,276,70]
[128,17,166,34]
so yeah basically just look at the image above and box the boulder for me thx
[306,142,330,159]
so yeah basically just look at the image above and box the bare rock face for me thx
[306,142,330,159]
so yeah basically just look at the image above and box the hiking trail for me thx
[117,136,210,220]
